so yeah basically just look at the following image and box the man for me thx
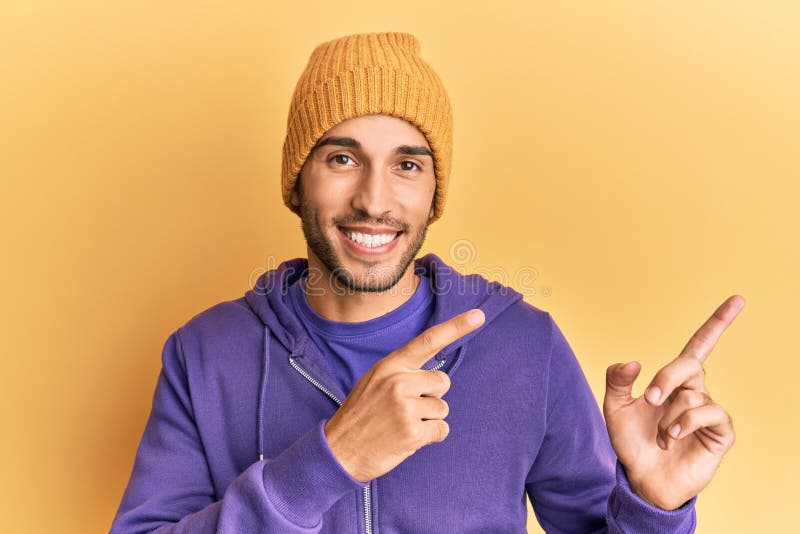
[111,32,743,533]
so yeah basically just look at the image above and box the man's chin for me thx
[331,262,406,294]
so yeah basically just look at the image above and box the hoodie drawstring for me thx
[257,325,270,462]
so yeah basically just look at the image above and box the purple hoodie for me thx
[110,253,696,533]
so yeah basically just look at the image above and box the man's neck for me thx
[303,259,421,323]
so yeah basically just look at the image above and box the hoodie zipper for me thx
[288,355,446,534]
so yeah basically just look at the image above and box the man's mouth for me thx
[337,226,402,249]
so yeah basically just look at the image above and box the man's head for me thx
[280,32,453,293]
[281,32,453,224]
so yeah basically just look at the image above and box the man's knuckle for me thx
[686,356,703,375]
[439,399,450,418]
[386,375,406,397]
[404,424,421,443]
[676,412,691,430]
[373,358,394,376]
[396,399,413,419]
[438,420,450,441]
[420,332,437,352]
[678,389,707,408]
[674,388,693,404]
[658,419,670,433]
[435,370,451,389]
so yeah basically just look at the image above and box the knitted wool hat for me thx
[281,32,453,223]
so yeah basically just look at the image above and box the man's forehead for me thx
[321,114,427,141]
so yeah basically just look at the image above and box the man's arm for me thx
[524,314,696,533]
[109,330,365,534]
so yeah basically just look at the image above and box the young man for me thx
[111,32,743,533]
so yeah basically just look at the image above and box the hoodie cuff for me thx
[262,418,367,528]
[608,461,697,533]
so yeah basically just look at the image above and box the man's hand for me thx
[324,308,486,483]
[603,295,744,510]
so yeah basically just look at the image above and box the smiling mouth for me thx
[336,226,402,249]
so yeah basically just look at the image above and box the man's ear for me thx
[290,175,302,208]
[428,183,437,221]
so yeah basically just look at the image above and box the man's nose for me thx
[350,165,394,219]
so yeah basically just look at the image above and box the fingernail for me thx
[657,436,666,449]
[668,424,681,438]
[645,386,661,405]
[468,309,484,326]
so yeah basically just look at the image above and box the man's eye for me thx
[399,161,420,172]
[330,154,355,166]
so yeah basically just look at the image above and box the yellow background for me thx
[2,1,797,532]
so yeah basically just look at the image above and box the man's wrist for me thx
[609,461,697,533]
[323,419,371,483]
[623,463,694,511]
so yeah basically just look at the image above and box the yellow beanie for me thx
[281,32,453,223]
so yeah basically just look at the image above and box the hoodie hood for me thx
[244,252,523,371]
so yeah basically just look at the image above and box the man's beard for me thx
[297,193,429,294]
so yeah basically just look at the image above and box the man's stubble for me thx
[295,181,431,295]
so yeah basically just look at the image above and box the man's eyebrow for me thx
[312,136,360,152]
[396,145,433,158]
[311,137,433,158]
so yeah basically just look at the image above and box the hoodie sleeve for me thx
[109,330,366,534]
[524,314,696,533]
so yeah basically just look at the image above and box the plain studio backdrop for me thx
[1,1,797,532]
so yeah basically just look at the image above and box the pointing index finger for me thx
[392,308,485,369]
[678,294,745,363]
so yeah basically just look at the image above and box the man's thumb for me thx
[604,361,641,411]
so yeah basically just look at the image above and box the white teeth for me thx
[342,228,398,248]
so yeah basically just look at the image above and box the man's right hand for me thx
[323,307,486,483]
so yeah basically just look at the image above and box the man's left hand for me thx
[602,294,745,510]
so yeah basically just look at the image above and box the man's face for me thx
[290,114,436,294]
